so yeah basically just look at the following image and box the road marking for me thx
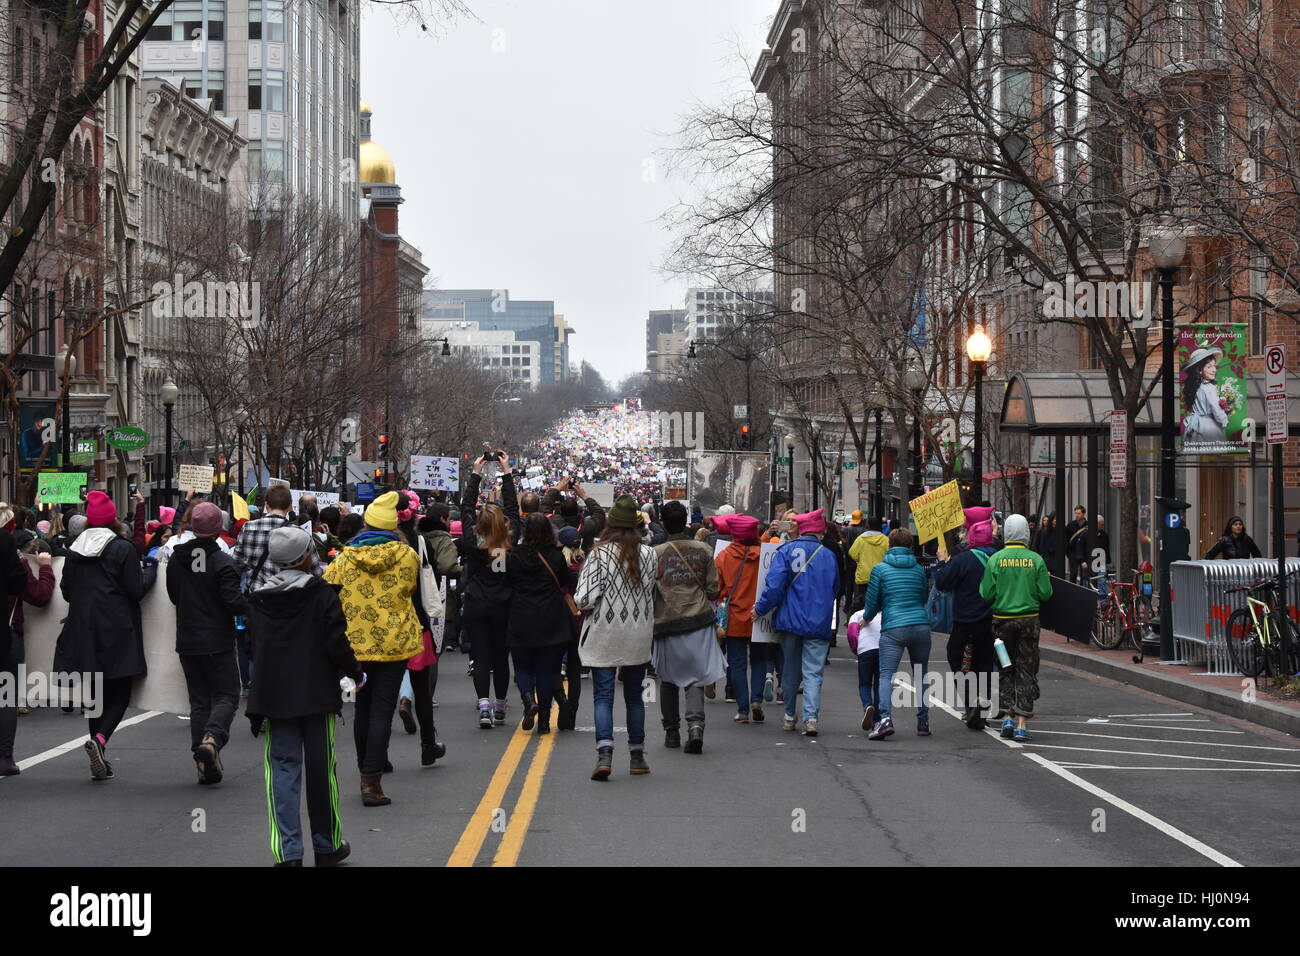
[1,711,162,777]
[492,705,559,868]
[446,722,533,867]
[1023,753,1242,866]
[1056,763,1300,772]
[893,678,1243,867]
[1028,730,1294,751]
[1024,743,1300,767]
[1034,720,1242,735]
[1107,712,1196,718]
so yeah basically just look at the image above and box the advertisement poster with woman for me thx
[1178,323,1248,455]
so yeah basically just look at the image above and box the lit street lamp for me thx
[966,324,992,502]
[1150,224,1186,662]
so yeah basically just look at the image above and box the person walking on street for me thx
[575,494,658,780]
[166,502,249,784]
[933,511,997,730]
[323,491,422,807]
[505,513,576,735]
[0,511,55,777]
[754,508,840,736]
[248,527,364,867]
[457,456,520,728]
[864,528,932,740]
[55,492,158,780]
[233,485,295,591]
[979,514,1053,743]
[848,517,889,611]
[713,513,767,723]
[652,501,724,754]
[554,525,586,729]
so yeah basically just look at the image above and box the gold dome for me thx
[359,100,373,114]
[359,139,396,184]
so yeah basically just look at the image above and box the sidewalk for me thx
[1038,628,1300,738]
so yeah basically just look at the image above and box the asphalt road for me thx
[2,642,1297,867]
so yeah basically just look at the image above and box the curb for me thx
[1040,642,1300,739]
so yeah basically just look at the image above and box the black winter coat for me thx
[0,528,29,660]
[1206,533,1262,560]
[54,531,154,679]
[457,471,519,606]
[504,543,576,649]
[166,539,249,655]
[247,574,362,719]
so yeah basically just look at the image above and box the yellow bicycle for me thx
[1224,573,1300,678]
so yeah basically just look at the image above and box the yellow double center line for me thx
[446,702,560,868]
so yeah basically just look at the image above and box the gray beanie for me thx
[1003,514,1030,544]
[67,514,89,539]
[267,526,315,568]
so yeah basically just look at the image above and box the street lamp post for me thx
[966,325,992,503]
[810,422,821,513]
[903,366,927,511]
[55,347,76,473]
[869,389,886,521]
[160,379,179,508]
[234,407,248,497]
[786,437,795,511]
[1150,225,1186,662]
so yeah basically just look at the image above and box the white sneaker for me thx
[782,714,796,732]
[803,718,819,737]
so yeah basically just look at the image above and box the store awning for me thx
[998,370,1300,436]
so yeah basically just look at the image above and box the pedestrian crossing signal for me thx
[373,468,382,480]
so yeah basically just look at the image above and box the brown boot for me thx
[360,771,391,807]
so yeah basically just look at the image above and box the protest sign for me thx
[290,489,339,512]
[907,480,964,544]
[585,482,616,508]
[36,472,87,504]
[409,456,460,492]
[177,464,214,494]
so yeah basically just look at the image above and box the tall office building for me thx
[685,287,773,343]
[645,308,686,381]
[422,289,563,382]
[140,0,359,214]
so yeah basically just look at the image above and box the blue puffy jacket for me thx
[753,535,840,640]
[863,547,929,632]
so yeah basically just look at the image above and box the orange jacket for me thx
[715,541,762,637]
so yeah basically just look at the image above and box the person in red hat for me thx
[54,491,158,781]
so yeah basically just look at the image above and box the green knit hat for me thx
[607,494,640,529]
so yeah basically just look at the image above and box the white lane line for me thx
[1024,743,1300,767]
[892,679,1242,867]
[1,711,162,777]
[1056,764,1300,772]
[1022,753,1242,866]
[1028,729,1295,751]
[1034,720,1242,735]
[1107,712,1196,718]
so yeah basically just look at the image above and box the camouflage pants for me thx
[995,616,1041,719]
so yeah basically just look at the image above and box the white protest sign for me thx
[713,539,780,644]
[177,464,214,494]
[585,482,616,508]
[267,477,290,488]
[410,455,461,491]
[290,489,340,512]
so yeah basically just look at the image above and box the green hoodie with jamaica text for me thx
[978,542,1053,620]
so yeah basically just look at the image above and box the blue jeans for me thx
[877,624,932,723]
[778,632,830,722]
[591,665,646,751]
[724,638,768,713]
[857,649,880,711]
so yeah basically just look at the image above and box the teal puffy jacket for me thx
[862,547,929,631]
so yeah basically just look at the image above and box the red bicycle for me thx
[1090,573,1144,652]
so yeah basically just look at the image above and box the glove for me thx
[248,713,265,738]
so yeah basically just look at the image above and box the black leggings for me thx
[463,598,510,702]
[353,660,406,774]
[410,659,439,743]
[89,677,134,745]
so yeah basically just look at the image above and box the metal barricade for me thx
[1170,558,1300,675]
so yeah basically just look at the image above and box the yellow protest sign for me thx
[908,480,965,544]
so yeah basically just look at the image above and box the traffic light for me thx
[739,423,751,449]
[373,468,382,480]
[378,434,390,459]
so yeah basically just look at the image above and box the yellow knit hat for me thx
[365,491,400,530]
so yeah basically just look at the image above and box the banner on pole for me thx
[907,480,964,544]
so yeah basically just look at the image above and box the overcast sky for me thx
[359,0,776,385]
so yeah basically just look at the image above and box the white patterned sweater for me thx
[574,542,659,668]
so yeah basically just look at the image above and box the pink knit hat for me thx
[794,508,825,535]
[713,513,761,544]
[964,505,995,548]
[86,491,117,527]
[159,505,176,526]
[450,520,463,535]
